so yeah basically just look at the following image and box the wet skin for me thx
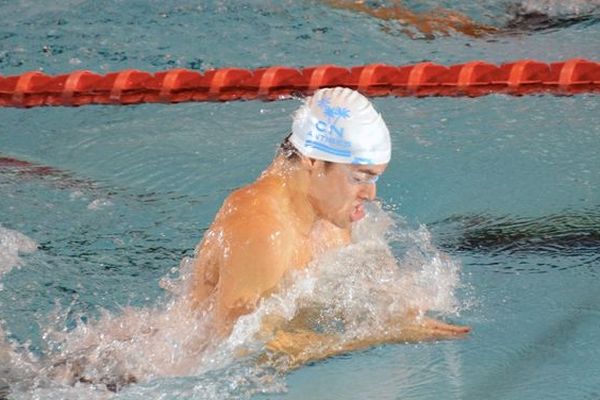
[189,154,470,363]
[324,0,498,38]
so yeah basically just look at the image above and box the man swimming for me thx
[189,87,469,365]
[324,1,597,39]
[324,0,498,38]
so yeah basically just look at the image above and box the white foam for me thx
[87,199,114,210]
[3,205,466,398]
[0,225,37,279]
[518,0,600,16]
[237,204,462,346]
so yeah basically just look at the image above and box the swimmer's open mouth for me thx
[350,203,366,222]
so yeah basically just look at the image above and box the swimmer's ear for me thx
[300,156,317,171]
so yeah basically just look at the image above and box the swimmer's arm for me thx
[264,317,470,368]
[212,221,290,337]
[323,0,497,37]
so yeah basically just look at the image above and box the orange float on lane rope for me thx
[0,59,599,107]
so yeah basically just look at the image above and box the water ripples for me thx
[431,207,600,274]
[505,1,600,32]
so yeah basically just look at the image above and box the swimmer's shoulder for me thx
[218,179,285,223]
[211,185,294,267]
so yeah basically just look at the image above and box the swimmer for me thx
[323,0,498,38]
[189,87,469,366]
[324,0,598,38]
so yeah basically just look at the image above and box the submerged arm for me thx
[263,312,470,368]
[324,0,498,38]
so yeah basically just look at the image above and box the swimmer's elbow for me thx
[214,291,261,334]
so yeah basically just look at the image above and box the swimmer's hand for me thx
[393,316,471,342]
[389,308,470,341]
[263,314,470,368]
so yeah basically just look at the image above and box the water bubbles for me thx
[0,204,466,398]
[86,199,114,210]
[228,202,463,357]
[69,190,84,200]
[0,226,37,278]
[518,0,600,16]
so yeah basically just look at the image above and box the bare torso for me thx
[187,155,469,360]
[188,159,350,334]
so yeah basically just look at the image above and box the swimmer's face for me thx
[307,160,387,229]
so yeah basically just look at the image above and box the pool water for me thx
[1,0,600,399]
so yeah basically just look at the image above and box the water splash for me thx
[516,0,600,16]
[0,225,37,281]
[506,0,600,31]
[0,204,465,399]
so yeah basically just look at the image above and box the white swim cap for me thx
[290,87,391,165]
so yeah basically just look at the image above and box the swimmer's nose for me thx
[358,182,377,201]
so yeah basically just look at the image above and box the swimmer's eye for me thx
[341,164,381,185]
[348,171,379,185]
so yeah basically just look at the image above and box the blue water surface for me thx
[1,0,599,399]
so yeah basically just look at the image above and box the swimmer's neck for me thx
[261,155,320,234]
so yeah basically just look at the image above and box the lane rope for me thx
[1,59,598,107]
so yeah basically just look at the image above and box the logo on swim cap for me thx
[290,87,391,165]
[301,96,354,159]
[316,97,351,137]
